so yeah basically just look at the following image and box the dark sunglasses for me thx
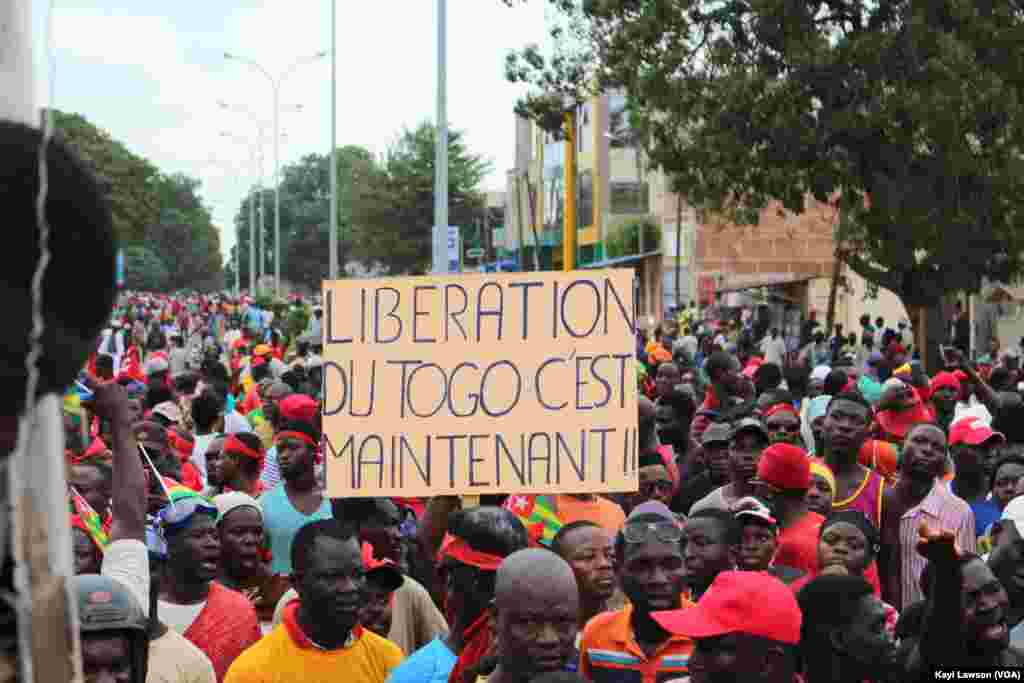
[622,521,683,544]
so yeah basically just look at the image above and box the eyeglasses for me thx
[158,495,218,530]
[621,521,683,544]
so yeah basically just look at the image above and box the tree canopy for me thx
[54,110,224,292]
[506,0,1024,368]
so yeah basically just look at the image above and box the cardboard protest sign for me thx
[322,269,639,497]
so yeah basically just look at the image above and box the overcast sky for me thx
[41,1,548,260]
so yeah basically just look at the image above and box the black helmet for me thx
[74,574,149,683]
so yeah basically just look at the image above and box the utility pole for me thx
[432,0,449,274]
[562,109,577,271]
[329,0,338,280]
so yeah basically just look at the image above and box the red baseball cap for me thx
[652,571,801,644]
[949,416,1005,447]
[755,442,811,491]
[278,394,319,424]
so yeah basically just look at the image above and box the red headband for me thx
[224,434,264,462]
[276,430,317,447]
[437,533,504,571]
[763,403,798,419]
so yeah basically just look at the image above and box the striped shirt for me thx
[897,482,976,610]
[579,604,693,683]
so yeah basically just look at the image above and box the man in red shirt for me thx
[752,442,823,576]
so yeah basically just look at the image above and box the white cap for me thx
[213,492,262,523]
[1002,496,1024,526]
[810,365,831,383]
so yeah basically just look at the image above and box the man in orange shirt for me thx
[579,502,693,683]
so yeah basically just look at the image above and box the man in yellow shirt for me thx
[224,519,403,683]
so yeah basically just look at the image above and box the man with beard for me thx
[652,571,801,683]
[689,352,752,452]
[880,423,976,610]
[225,519,403,683]
[986,539,1024,645]
[551,521,616,631]
[485,550,580,683]
[581,502,694,682]
[158,491,261,681]
[949,415,1006,537]
[261,420,332,575]
[904,529,1024,675]
[200,435,227,498]
[386,507,528,683]
[797,575,896,683]
[672,422,732,515]
[690,419,769,515]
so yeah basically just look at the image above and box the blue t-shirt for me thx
[970,498,1001,539]
[385,637,457,683]
[261,483,333,574]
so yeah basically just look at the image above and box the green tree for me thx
[53,109,160,244]
[507,1,1024,370]
[123,245,169,291]
[349,122,492,274]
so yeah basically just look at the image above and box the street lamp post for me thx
[330,0,339,280]
[219,131,262,295]
[433,0,449,274]
[225,50,327,297]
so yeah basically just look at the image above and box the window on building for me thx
[610,181,649,214]
[608,94,630,148]
[578,170,593,231]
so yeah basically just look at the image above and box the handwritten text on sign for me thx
[322,269,639,496]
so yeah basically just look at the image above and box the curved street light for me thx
[224,50,328,297]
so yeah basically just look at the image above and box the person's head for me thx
[95,353,115,381]
[358,545,405,637]
[899,423,947,484]
[263,381,293,429]
[160,495,220,587]
[213,492,263,581]
[681,509,740,596]
[707,351,740,393]
[992,455,1024,510]
[655,362,682,400]
[958,555,1012,658]
[930,372,962,413]
[275,420,320,482]
[71,517,103,575]
[291,519,365,636]
[652,571,800,683]
[797,575,894,680]
[812,331,825,346]
[728,419,770,488]
[220,432,265,486]
[805,460,836,516]
[752,443,810,520]
[490,549,579,680]
[75,574,150,683]
[823,370,848,398]
[701,423,733,485]
[68,460,113,520]
[753,362,783,396]
[817,511,879,576]
[949,418,1006,481]
[250,359,270,384]
[615,505,687,612]
[732,497,778,572]
[551,521,615,607]
[988,540,1024,608]
[354,498,404,562]
[190,390,224,434]
[202,435,227,489]
[762,403,801,446]
[635,450,674,509]
[437,506,529,631]
[822,392,873,459]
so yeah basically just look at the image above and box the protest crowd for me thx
[58,286,1024,683]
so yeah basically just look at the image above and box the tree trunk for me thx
[524,172,542,271]
[825,253,842,337]
[674,194,683,309]
[905,300,946,374]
